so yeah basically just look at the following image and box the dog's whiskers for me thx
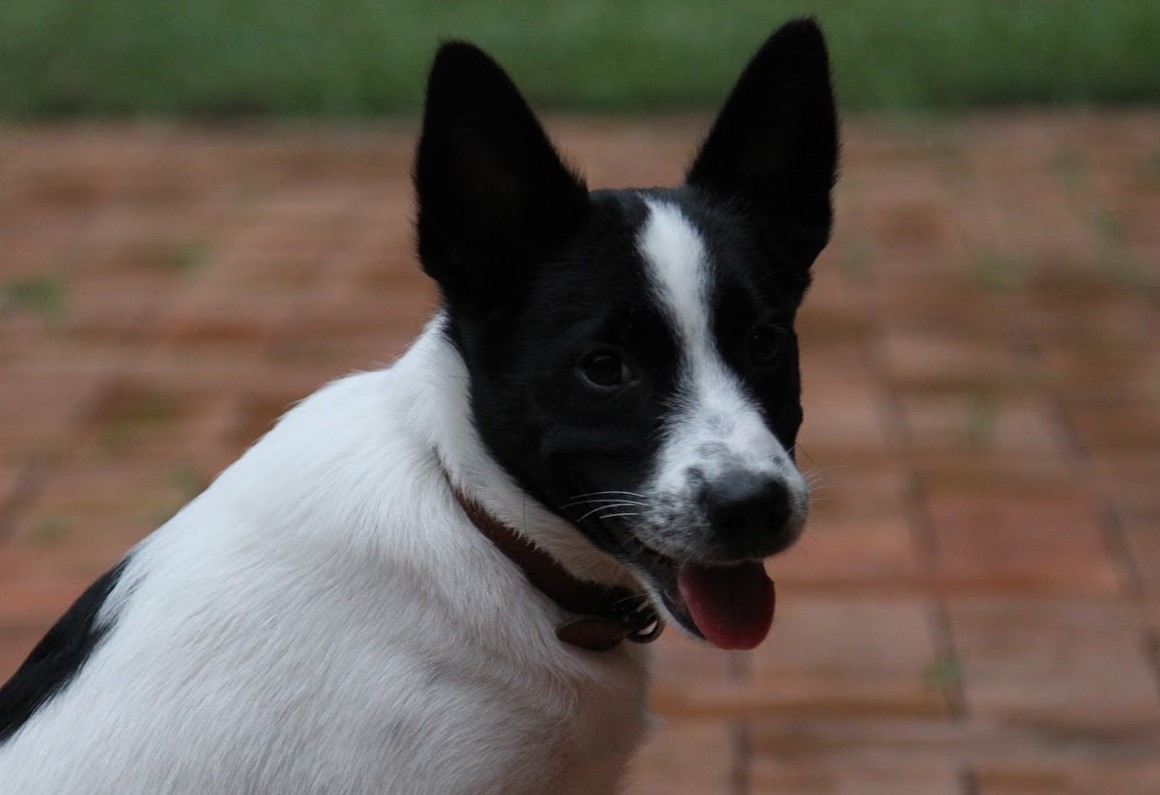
[567,489,649,501]
[800,464,831,489]
[563,497,649,510]
[794,444,818,468]
[575,503,643,523]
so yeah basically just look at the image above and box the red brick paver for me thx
[1,114,1158,792]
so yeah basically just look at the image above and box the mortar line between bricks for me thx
[861,314,942,566]
[4,366,129,544]
[923,543,968,718]
[1018,318,1145,596]
[896,425,968,716]
[1050,406,1143,595]
[958,766,981,795]
[862,310,969,718]
[1144,631,1160,706]
[726,650,751,795]
[0,460,47,543]
[728,719,750,795]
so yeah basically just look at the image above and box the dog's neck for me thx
[394,315,663,651]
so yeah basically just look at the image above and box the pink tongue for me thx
[676,562,775,650]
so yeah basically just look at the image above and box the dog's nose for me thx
[704,471,795,556]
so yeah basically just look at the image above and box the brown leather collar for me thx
[452,489,664,652]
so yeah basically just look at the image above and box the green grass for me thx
[152,463,210,524]
[964,389,1002,450]
[100,393,175,452]
[1,0,1158,118]
[168,241,211,278]
[2,275,69,323]
[837,237,875,281]
[29,516,70,546]
[969,250,1025,294]
[923,654,966,690]
[1048,148,1148,288]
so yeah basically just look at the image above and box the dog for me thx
[0,18,836,794]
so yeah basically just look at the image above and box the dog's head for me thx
[414,20,837,650]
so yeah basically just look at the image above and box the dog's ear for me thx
[414,42,589,316]
[686,19,838,267]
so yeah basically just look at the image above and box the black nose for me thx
[704,471,795,556]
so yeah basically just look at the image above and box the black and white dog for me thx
[0,19,836,794]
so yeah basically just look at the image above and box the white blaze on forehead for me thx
[635,200,713,353]
[635,198,807,511]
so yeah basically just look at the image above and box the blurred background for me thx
[1,2,1158,793]
[1,0,1158,114]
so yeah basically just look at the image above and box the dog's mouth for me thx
[610,530,776,651]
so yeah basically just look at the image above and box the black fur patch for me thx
[0,558,129,743]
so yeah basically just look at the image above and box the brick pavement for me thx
[1,113,1158,793]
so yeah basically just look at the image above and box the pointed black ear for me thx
[687,19,838,266]
[414,42,589,315]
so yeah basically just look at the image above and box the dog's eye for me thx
[578,349,633,389]
[747,324,786,367]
